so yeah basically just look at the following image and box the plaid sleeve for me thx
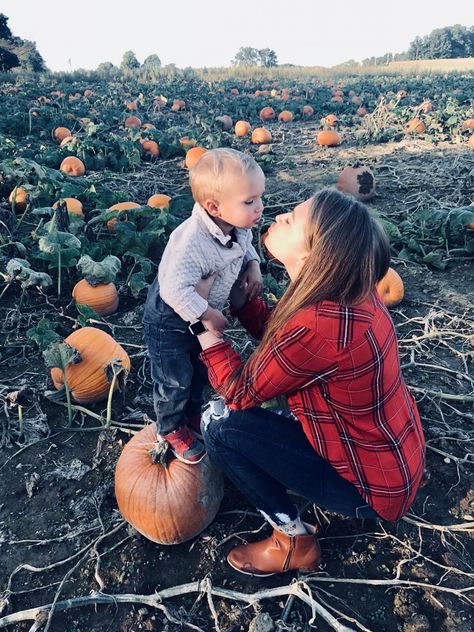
[199,325,339,410]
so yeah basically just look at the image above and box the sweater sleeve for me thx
[158,242,210,322]
[199,324,339,410]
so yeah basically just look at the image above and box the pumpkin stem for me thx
[149,438,171,469]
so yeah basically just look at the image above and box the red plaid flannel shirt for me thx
[200,291,426,521]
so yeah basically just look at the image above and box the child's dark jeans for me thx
[143,277,209,435]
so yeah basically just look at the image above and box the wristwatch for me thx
[188,320,208,336]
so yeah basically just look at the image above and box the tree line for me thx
[0,14,45,71]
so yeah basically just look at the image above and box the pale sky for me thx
[2,0,474,71]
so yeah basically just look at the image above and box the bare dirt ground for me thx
[0,122,473,631]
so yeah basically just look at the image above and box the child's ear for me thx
[203,199,219,216]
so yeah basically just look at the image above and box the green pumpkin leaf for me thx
[43,341,81,371]
[77,254,121,285]
[27,318,61,351]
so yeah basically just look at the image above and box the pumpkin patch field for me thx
[0,72,473,632]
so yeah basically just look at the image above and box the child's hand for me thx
[200,306,229,338]
[240,260,263,301]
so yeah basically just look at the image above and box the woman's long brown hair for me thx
[249,188,391,364]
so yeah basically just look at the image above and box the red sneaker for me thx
[162,425,206,464]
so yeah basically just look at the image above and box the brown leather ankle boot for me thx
[227,526,321,576]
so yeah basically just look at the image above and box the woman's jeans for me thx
[143,277,209,434]
[202,406,379,524]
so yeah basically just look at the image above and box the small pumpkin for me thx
[72,279,118,316]
[50,327,130,404]
[60,156,85,177]
[230,88,239,95]
[107,201,141,232]
[126,101,137,110]
[215,115,233,130]
[147,194,171,209]
[9,187,29,212]
[171,99,186,111]
[140,139,160,157]
[124,116,142,128]
[468,134,474,149]
[404,119,425,134]
[185,147,207,170]
[259,106,276,122]
[234,120,251,137]
[84,89,94,98]
[53,198,84,217]
[376,268,404,308]
[317,130,341,146]
[331,95,343,104]
[251,127,272,144]
[397,90,407,99]
[53,127,72,142]
[114,423,224,544]
[420,100,432,113]
[356,107,367,117]
[302,105,314,116]
[179,136,197,148]
[320,114,337,127]
[59,135,76,148]
[338,164,375,201]
[278,110,293,123]
[141,123,156,130]
[461,119,474,131]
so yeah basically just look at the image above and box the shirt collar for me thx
[192,202,237,247]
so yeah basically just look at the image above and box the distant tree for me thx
[13,39,46,71]
[0,13,12,39]
[0,46,19,71]
[143,54,161,68]
[258,48,278,67]
[232,46,260,66]
[120,50,140,70]
[408,25,474,60]
[96,61,119,77]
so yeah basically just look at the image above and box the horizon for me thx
[2,0,474,72]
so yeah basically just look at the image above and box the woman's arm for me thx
[229,283,274,340]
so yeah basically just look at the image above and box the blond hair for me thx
[189,148,262,205]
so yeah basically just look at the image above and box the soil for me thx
[0,121,473,632]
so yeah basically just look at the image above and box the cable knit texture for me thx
[157,202,260,322]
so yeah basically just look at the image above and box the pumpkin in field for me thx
[60,135,77,148]
[376,268,404,307]
[320,114,337,127]
[317,130,341,146]
[278,110,293,123]
[461,119,474,131]
[302,105,314,116]
[126,101,137,111]
[147,194,171,209]
[420,100,432,113]
[185,147,207,169]
[53,198,84,217]
[114,423,224,544]
[53,127,71,142]
[171,99,186,111]
[107,201,141,232]
[140,139,160,157]
[230,88,239,95]
[124,116,142,128]
[215,115,233,130]
[9,187,29,212]
[356,107,368,117]
[142,123,156,130]
[405,119,425,134]
[234,120,251,137]
[179,136,197,149]
[251,127,272,144]
[60,156,85,177]
[397,90,407,99]
[338,164,375,201]
[259,106,276,122]
[72,254,121,316]
[50,327,130,404]
[84,89,94,98]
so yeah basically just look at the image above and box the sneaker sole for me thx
[169,450,207,465]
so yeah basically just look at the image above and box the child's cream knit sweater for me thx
[158,203,260,322]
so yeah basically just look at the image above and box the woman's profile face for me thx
[263,198,312,269]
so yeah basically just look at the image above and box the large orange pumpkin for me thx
[404,119,425,134]
[338,165,375,201]
[376,268,404,308]
[53,198,84,217]
[259,107,276,122]
[251,127,272,144]
[317,130,341,146]
[50,327,130,404]
[114,424,224,544]
[234,120,251,137]
[147,194,171,209]
[185,147,207,169]
[107,201,141,232]
[72,279,119,316]
[60,156,85,177]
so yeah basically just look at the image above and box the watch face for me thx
[188,320,207,335]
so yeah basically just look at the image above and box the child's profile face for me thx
[206,168,265,231]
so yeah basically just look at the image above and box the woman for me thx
[194,188,426,577]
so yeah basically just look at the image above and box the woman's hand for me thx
[195,272,218,300]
